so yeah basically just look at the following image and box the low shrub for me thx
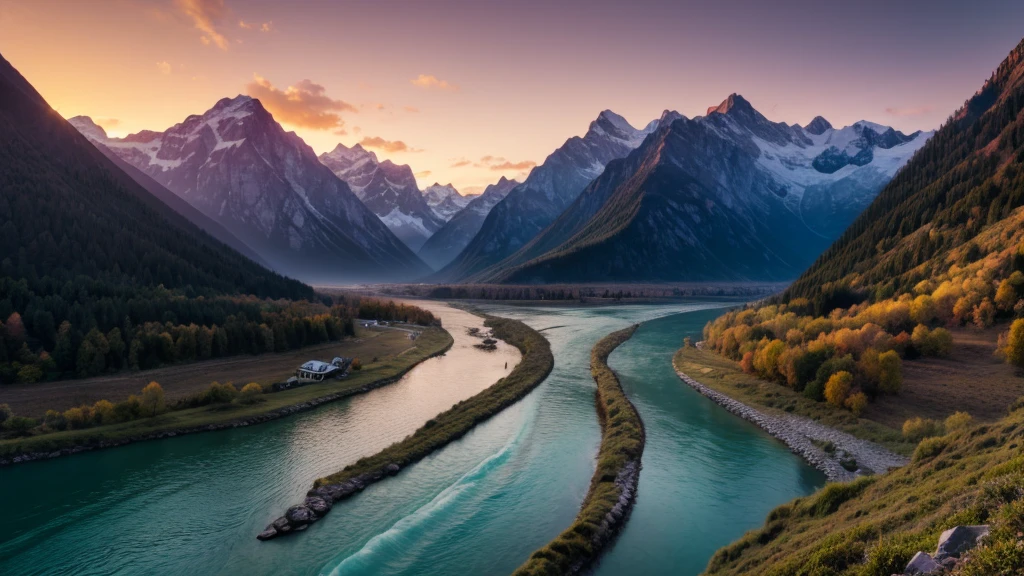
[806,477,877,517]
[913,436,949,462]
[945,411,974,432]
[239,382,264,404]
[903,417,943,442]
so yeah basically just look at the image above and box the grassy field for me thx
[312,315,553,488]
[0,327,452,459]
[675,346,914,455]
[0,326,420,418]
[676,325,1024,458]
[868,327,1024,428]
[513,325,643,576]
[704,401,1024,576]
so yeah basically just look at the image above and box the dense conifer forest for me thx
[0,54,438,385]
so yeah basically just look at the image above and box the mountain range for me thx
[784,37,1024,307]
[433,109,682,281]
[70,98,429,284]
[319,143,445,251]
[0,52,310,302]
[474,95,931,283]
[63,78,933,287]
[422,183,477,222]
[417,176,519,269]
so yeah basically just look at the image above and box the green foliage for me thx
[807,477,877,518]
[200,382,239,405]
[783,38,1024,311]
[704,404,1024,575]
[4,416,35,435]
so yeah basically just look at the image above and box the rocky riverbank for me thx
[0,337,453,467]
[675,370,908,482]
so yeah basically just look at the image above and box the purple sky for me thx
[1,0,1021,191]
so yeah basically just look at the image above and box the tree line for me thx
[0,294,438,385]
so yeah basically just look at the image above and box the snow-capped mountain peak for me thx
[318,142,443,250]
[423,182,473,222]
[68,96,428,283]
[68,116,108,141]
[706,93,755,116]
[804,115,833,135]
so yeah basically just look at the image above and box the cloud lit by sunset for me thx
[2,0,1022,192]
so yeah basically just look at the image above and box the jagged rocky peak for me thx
[319,142,377,171]
[647,109,686,131]
[67,116,108,141]
[423,182,460,200]
[804,115,833,135]
[587,109,647,142]
[706,93,755,116]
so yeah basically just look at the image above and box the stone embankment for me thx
[675,370,908,482]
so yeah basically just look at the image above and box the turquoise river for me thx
[0,302,824,575]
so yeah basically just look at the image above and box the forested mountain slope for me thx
[703,37,1024,576]
[72,99,429,284]
[785,38,1024,313]
[0,53,334,384]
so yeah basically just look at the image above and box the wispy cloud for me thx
[415,170,432,178]
[246,75,356,130]
[360,136,422,153]
[157,61,172,75]
[95,118,120,130]
[467,155,536,171]
[403,106,420,113]
[239,19,273,32]
[885,105,934,117]
[488,160,535,171]
[176,0,229,49]
[410,74,458,91]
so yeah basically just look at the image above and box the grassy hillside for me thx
[785,39,1024,313]
[705,401,1024,575]
[703,37,1024,575]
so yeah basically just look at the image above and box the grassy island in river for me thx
[513,324,645,575]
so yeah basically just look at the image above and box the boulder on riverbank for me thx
[898,524,990,574]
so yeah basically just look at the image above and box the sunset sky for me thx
[1,0,1022,194]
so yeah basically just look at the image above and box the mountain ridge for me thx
[319,143,444,251]
[71,98,429,283]
[433,109,678,281]
[478,94,932,284]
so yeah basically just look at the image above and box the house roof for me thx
[300,360,335,373]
